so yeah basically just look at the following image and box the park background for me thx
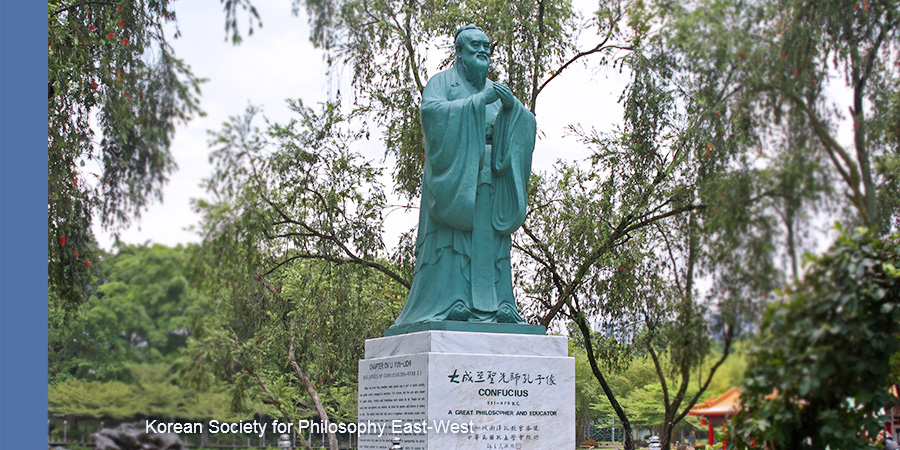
[42,0,900,449]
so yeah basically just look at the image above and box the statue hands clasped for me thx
[484,81,516,110]
[494,82,516,110]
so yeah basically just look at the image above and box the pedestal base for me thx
[384,322,546,336]
[357,331,574,450]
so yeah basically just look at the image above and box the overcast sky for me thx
[93,0,630,251]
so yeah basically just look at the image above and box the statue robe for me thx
[391,65,536,327]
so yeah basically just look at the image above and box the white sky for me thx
[94,0,628,251]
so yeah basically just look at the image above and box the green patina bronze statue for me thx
[387,25,542,335]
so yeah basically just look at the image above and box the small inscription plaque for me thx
[358,354,428,450]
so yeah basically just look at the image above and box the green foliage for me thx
[661,0,900,233]
[219,0,263,44]
[50,244,203,382]
[48,363,248,421]
[48,0,202,307]
[186,102,403,428]
[587,355,669,429]
[49,378,138,419]
[588,354,708,428]
[47,244,259,422]
[704,341,749,396]
[198,101,397,285]
[185,245,399,423]
[285,0,618,199]
[519,37,778,448]
[574,344,603,442]
[730,227,900,450]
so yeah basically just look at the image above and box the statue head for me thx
[454,25,491,88]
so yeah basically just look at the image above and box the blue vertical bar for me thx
[0,2,48,448]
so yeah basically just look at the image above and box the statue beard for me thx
[458,54,490,90]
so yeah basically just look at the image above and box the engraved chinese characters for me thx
[357,331,574,450]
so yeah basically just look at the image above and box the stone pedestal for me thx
[358,331,574,450]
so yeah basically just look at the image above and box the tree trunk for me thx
[292,363,339,450]
[576,416,586,444]
[573,309,636,450]
[850,45,880,233]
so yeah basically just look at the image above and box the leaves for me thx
[187,101,403,428]
[49,244,203,382]
[730,227,900,450]
[48,0,203,307]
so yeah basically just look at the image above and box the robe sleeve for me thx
[491,100,536,235]
[420,71,486,231]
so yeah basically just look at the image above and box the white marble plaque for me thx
[358,331,574,450]
[358,354,428,450]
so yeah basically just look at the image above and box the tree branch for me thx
[288,320,337,450]
[260,191,411,289]
[401,0,425,93]
[538,200,705,327]
[535,33,630,100]
[646,334,671,410]
[50,0,117,17]
[529,0,547,112]
[622,203,706,235]
[655,222,682,293]
[673,328,733,425]
[570,305,635,450]
[519,225,568,297]
[762,83,864,213]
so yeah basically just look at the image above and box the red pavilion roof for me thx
[689,387,742,418]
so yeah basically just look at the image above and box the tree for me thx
[586,346,746,442]
[49,363,252,424]
[185,103,407,450]
[614,3,900,445]
[188,3,894,450]
[49,378,140,420]
[574,344,604,443]
[48,244,274,443]
[185,243,402,450]
[661,0,900,234]
[517,36,780,446]
[551,0,899,444]
[769,0,900,233]
[730,227,900,450]
[49,244,203,382]
[48,0,202,308]
[206,3,758,450]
